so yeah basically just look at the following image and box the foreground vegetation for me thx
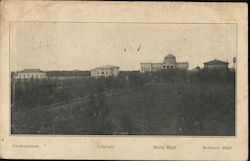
[11,69,235,135]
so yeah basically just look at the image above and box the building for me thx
[204,59,229,69]
[91,65,119,77]
[140,53,189,73]
[14,69,47,79]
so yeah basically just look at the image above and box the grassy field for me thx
[12,80,235,135]
[106,83,182,135]
[105,82,235,135]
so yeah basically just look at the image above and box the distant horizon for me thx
[10,22,236,71]
[11,57,236,72]
[11,60,235,73]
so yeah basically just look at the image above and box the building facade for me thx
[14,69,47,79]
[140,54,188,73]
[204,59,229,69]
[91,65,119,77]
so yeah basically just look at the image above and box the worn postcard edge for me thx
[0,1,248,160]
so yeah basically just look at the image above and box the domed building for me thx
[140,53,188,73]
[162,54,177,69]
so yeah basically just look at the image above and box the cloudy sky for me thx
[10,22,236,71]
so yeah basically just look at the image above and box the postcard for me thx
[0,1,248,160]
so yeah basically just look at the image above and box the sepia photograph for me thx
[10,22,236,136]
[0,1,248,160]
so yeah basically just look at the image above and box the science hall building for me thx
[140,53,189,73]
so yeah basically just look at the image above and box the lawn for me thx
[12,81,235,136]
[105,82,235,135]
[105,83,182,135]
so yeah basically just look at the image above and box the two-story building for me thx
[14,69,47,79]
[91,65,119,77]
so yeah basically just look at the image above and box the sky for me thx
[10,22,237,71]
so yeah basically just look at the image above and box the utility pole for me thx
[233,57,236,69]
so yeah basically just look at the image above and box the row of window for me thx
[17,74,46,78]
[163,66,175,69]
[142,66,175,71]
[97,71,110,75]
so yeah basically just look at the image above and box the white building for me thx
[141,54,188,73]
[204,59,229,69]
[91,65,119,77]
[14,69,47,79]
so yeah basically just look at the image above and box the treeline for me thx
[189,68,235,84]
[132,68,235,84]
[11,68,235,109]
[46,70,90,77]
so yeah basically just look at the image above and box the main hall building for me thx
[140,54,189,73]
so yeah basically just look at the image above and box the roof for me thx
[141,63,163,65]
[19,69,46,73]
[204,59,229,65]
[165,53,176,58]
[152,63,163,65]
[177,62,188,64]
[141,63,152,64]
[94,65,119,69]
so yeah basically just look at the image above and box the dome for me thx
[165,53,176,59]
[163,53,177,65]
